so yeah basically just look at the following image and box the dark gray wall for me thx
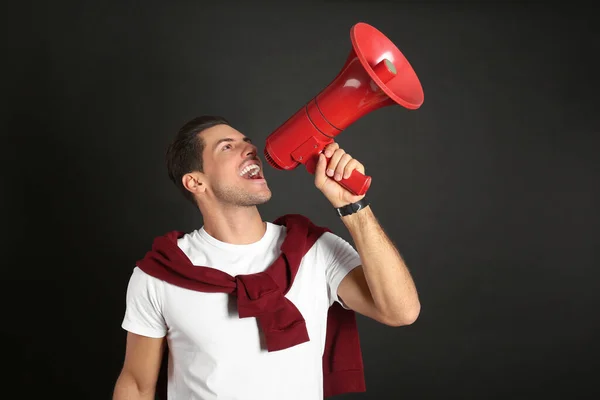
[2,1,598,399]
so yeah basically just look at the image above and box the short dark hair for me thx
[165,115,230,205]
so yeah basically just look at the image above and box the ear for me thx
[182,172,207,195]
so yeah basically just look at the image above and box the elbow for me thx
[383,302,421,327]
[113,370,156,400]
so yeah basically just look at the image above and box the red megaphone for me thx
[264,22,424,196]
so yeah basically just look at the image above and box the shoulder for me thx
[138,229,195,259]
[173,229,199,253]
[272,213,331,233]
[123,267,167,308]
[128,266,164,287]
[315,230,354,251]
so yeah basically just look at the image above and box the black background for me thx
[2,1,599,399]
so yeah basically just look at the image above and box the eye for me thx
[222,144,232,151]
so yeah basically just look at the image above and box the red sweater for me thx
[136,213,366,399]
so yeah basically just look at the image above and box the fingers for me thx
[342,159,365,179]
[314,153,327,189]
[323,142,339,158]
[325,147,345,179]
[332,153,352,181]
[325,148,365,181]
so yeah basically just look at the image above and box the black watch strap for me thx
[335,197,370,217]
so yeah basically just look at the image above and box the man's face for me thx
[199,124,272,207]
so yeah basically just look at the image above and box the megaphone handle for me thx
[339,168,372,196]
[304,154,372,196]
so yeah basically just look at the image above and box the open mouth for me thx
[239,164,263,180]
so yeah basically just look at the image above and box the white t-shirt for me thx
[121,221,361,400]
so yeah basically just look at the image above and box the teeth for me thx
[240,164,260,177]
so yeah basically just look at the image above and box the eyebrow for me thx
[213,137,252,151]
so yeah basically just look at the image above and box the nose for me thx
[244,142,258,158]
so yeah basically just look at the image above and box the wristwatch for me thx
[335,197,370,217]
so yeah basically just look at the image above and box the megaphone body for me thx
[264,22,424,196]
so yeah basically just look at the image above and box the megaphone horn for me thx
[264,22,424,196]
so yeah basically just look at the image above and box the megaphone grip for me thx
[304,153,372,196]
[337,168,372,196]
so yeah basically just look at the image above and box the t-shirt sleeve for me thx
[321,231,362,308]
[121,267,168,338]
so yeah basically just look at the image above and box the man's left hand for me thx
[314,142,366,208]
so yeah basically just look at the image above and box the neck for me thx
[199,204,266,245]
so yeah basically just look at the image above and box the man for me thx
[112,115,420,400]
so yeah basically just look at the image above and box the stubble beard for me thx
[212,183,272,207]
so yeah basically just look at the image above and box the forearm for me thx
[113,372,156,400]
[341,205,420,324]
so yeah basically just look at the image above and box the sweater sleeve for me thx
[320,232,362,308]
[121,267,168,338]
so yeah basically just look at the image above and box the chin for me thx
[242,186,272,207]
[256,191,272,204]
